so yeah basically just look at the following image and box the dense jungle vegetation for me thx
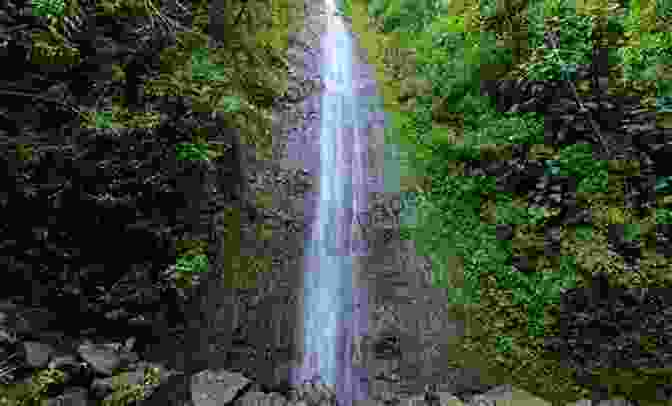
[338,0,672,403]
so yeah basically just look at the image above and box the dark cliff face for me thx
[0,0,317,387]
[137,0,329,386]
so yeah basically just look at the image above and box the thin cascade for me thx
[293,1,372,405]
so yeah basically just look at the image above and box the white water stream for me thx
[292,1,372,405]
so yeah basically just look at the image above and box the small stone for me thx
[549,193,563,203]
[494,224,514,241]
[22,341,54,369]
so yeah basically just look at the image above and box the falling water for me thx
[291,0,372,405]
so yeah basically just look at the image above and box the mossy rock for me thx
[477,143,514,162]
[397,76,433,103]
[607,158,641,175]
[440,290,593,405]
[0,381,43,406]
[639,250,672,286]
[174,239,209,258]
[575,366,672,406]
[528,144,557,161]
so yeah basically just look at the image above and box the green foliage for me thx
[494,198,528,226]
[545,152,610,194]
[78,106,162,131]
[657,0,672,20]
[29,28,81,67]
[614,0,672,86]
[357,0,672,398]
[413,174,502,304]
[377,0,441,33]
[363,0,597,344]
[368,0,391,19]
[31,0,65,18]
[218,95,243,113]
[619,40,665,84]
[101,367,162,406]
[541,0,564,17]
[144,19,278,160]
[525,0,552,50]
[414,28,512,126]
[479,0,497,18]
[429,14,467,34]
[191,47,230,82]
[0,368,66,406]
[91,111,115,129]
[525,1,594,81]
[655,207,672,224]
[577,167,609,194]
[175,142,211,162]
[174,238,208,257]
[555,143,608,180]
[547,143,611,194]
[575,224,594,241]
[174,254,209,274]
[464,111,545,145]
[622,223,642,242]
[494,254,578,336]
[378,0,409,33]
[161,246,211,298]
[525,206,550,226]
[526,49,581,82]
[495,335,514,353]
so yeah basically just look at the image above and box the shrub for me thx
[555,143,608,180]
[656,208,672,224]
[525,0,594,81]
[31,0,66,18]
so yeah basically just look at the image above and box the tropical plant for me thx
[368,0,391,18]
[525,1,594,81]
[577,167,609,194]
[101,366,162,406]
[575,224,594,240]
[191,47,230,82]
[656,208,672,224]
[175,142,211,162]
[622,223,641,242]
[555,143,607,180]
[31,0,66,17]
[377,0,440,33]
[174,253,210,275]
[495,335,514,353]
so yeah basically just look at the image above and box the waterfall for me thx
[292,1,372,405]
